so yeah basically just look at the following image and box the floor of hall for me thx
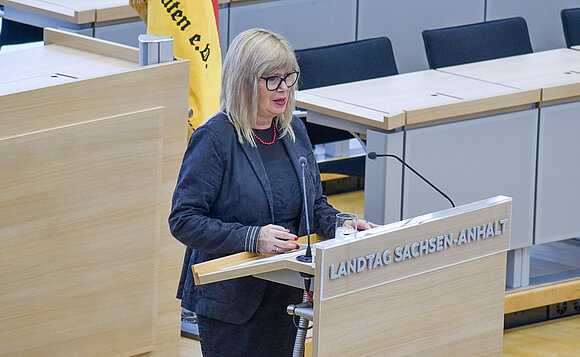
[181,315,580,356]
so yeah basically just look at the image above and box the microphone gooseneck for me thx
[297,156,312,263]
[367,151,456,208]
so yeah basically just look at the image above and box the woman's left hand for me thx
[357,219,379,231]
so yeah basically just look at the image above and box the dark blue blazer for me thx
[169,113,338,323]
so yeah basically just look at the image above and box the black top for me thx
[254,124,302,235]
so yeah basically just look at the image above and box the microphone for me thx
[296,156,313,263]
[367,151,456,208]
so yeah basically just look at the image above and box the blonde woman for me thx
[170,28,374,356]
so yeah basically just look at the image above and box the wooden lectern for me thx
[0,29,188,356]
[193,196,512,356]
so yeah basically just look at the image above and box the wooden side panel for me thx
[0,109,162,356]
[96,5,140,23]
[44,28,139,63]
[505,278,580,314]
[315,253,507,356]
[0,52,189,355]
[1,0,92,23]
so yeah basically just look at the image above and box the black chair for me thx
[295,37,398,177]
[422,17,533,69]
[0,18,44,49]
[561,8,580,47]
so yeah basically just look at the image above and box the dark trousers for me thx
[197,281,303,357]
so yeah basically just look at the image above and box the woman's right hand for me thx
[257,224,299,254]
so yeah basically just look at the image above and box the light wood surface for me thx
[316,253,507,356]
[503,315,580,357]
[439,48,580,103]
[325,189,365,219]
[296,90,405,131]
[0,0,275,24]
[192,234,325,285]
[0,31,189,356]
[44,27,139,63]
[0,0,139,24]
[0,29,138,96]
[296,69,539,130]
[505,278,580,314]
[0,109,162,357]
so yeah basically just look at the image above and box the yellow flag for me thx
[129,0,148,23]
[147,0,222,132]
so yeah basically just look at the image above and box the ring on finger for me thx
[275,246,279,252]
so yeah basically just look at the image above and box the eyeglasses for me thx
[260,71,300,91]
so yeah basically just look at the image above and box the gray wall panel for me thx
[219,7,229,60]
[535,102,580,244]
[487,0,580,51]
[358,0,484,73]
[95,22,146,48]
[228,0,356,52]
[402,110,538,249]
[364,129,405,225]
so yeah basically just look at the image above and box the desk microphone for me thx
[367,151,456,208]
[296,156,313,263]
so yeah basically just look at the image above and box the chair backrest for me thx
[0,19,44,48]
[422,17,533,69]
[295,37,398,146]
[561,8,580,47]
[295,37,398,90]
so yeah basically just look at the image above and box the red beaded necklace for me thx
[253,122,276,145]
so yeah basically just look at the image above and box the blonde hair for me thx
[221,28,298,146]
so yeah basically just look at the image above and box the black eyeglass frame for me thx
[260,71,300,91]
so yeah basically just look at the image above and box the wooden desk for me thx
[438,48,580,103]
[0,29,189,356]
[0,0,139,24]
[437,49,580,286]
[0,0,144,46]
[298,69,538,131]
[297,70,539,272]
[296,49,580,288]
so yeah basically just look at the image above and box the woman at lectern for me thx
[169,28,376,356]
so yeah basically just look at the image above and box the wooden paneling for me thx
[44,28,139,63]
[505,278,580,314]
[311,197,511,356]
[503,315,580,357]
[317,199,510,300]
[192,235,324,285]
[1,0,96,23]
[0,0,138,24]
[0,31,190,356]
[315,253,507,356]
[0,109,162,356]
